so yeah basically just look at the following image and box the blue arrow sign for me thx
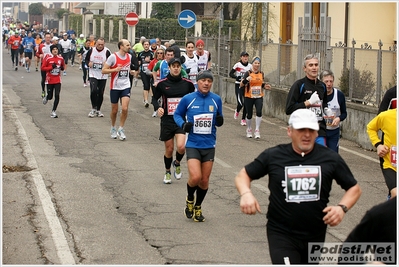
[178,9,196,29]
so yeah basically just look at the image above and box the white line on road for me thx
[224,106,380,163]
[3,92,76,265]
[215,157,231,168]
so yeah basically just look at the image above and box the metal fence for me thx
[88,16,397,107]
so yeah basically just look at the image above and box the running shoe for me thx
[117,127,126,141]
[50,110,58,118]
[79,66,82,70]
[36,67,38,72]
[110,127,117,139]
[63,71,66,76]
[88,109,96,118]
[71,64,74,67]
[184,197,194,219]
[144,101,149,108]
[96,110,104,117]
[234,109,239,119]
[173,160,182,179]
[246,128,253,138]
[27,68,30,73]
[42,95,48,105]
[41,91,45,98]
[240,119,246,126]
[152,111,157,117]
[83,83,87,87]
[254,130,260,139]
[15,66,18,71]
[193,206,205,222]
[163,172,172,184]
[133,78,138,87]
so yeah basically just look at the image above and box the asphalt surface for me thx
[2,46,389,265]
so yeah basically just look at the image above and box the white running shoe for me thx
[246,128,253,138]
[42,95,48,105]
[173,160,182,180]
[254,130,260,139]
[88,109,96,118]
[110,127,117,139]
[63,71,66,76]
[83,83,87,87]
[50,110,58,118]
[96,110,104,117]
[117,127,126,141]
[163,172,172,184]
[79,66,82,70]
[152,111,157,117]
[240,119,247,126]
[144,101,149,108]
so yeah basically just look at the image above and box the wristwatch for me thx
[338,204,348,213]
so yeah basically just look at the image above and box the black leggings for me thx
[89,78,107,110]
[235,84,246,119]
[140,71,151,91]
[46,83,61,111]
[81,62,88,83]
[41,70,47,92]
[11,49,19,66]
[244,97,263,119]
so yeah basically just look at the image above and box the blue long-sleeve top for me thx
[174,90,223,149]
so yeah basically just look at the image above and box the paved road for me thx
[2,47,387,265]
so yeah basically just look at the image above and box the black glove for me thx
[60,65,64,71]
[52,63,57,69]
[182,122,193,133]
[186,68,191,74]
[216,115,224,126]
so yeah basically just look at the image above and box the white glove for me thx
[324,108,334,116]
[308,91,320,105]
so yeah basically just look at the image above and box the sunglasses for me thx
[157,52,164,54]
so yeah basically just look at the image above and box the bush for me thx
[339,67,375,102]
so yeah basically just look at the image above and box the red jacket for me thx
[41,55,65,84]
[8,35,22,50]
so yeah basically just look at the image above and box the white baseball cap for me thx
[79,34,84,38]
[52,36,59,41]
[288,109,319,131]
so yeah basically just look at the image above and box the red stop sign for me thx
[125,12,139,26]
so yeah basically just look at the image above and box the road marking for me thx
[215,157,231,168]
[3,92,76,265]
[339,146,379,163]
[252,183,270,195]
[224,106,380,163]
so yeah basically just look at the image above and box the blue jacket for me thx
[174,90,223,149]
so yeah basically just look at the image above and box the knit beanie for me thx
[196,39,205,47]
[50,44,58,52]
[197,70,213,81]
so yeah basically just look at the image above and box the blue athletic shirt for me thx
[22,36,35,52]
[174,90,223,149]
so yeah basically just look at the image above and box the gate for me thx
[296,17,331,79]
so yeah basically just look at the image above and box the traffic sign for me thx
[125,12,139,26]
[178,9,196,29]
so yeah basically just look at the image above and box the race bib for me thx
[50,68,60,75]
[167,97,182,115]
[390,145,397,168]
[309,103,323,121]
[285,166,321,202]
[193,113,213,134]
[93,62,103,69]
[63,48,70,53]
[251,86,261,98]
[118,70,129,78]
